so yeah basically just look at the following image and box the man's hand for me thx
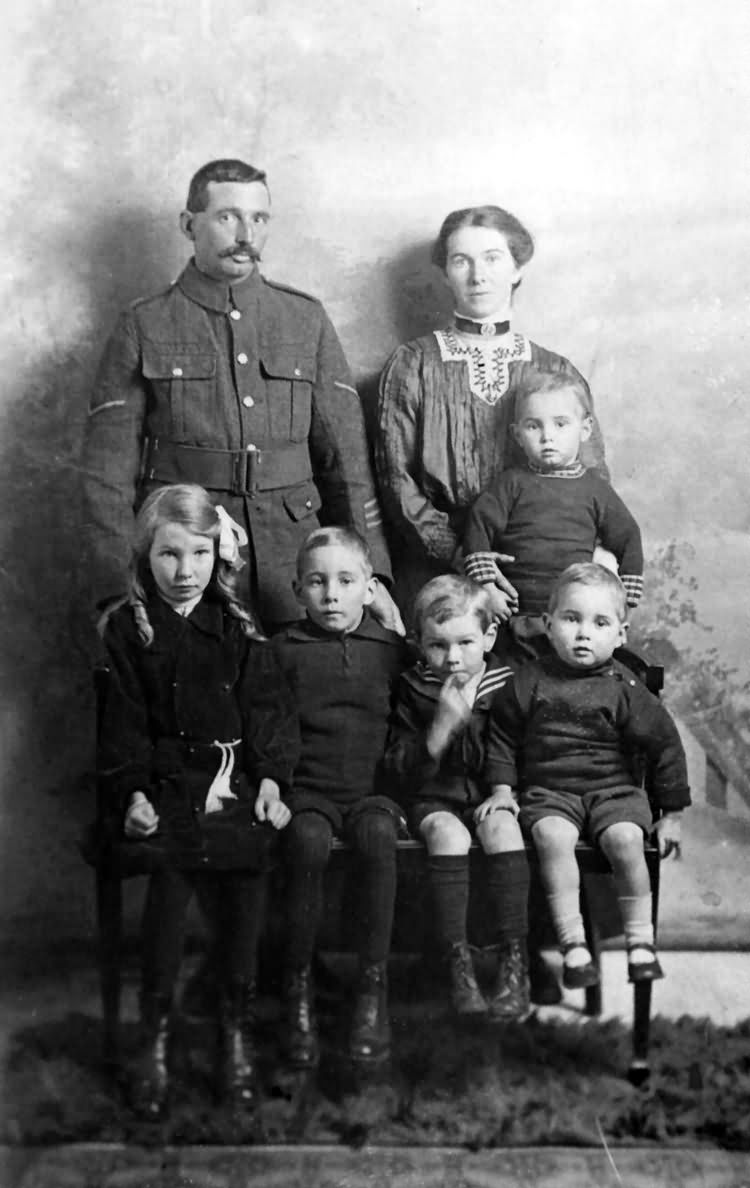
[369,579,406,636]
[653,812,682,859]
[124,791,159,839]
[426,674,473,758]
[255,778,291,830]
[473,785,519,825]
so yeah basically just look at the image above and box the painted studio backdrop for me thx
[1,0,749,955]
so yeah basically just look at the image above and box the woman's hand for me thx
[124,791,159,839]
[486,554,519,607]
[255,778,291,830]
[369,578,406,636]
[426,674,473,757]
[485,585,516,623]
[473,785,519,825]
[653,812,682,859]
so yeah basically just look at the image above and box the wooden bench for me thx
[87,655,664,1086]
[315,832,660,1086]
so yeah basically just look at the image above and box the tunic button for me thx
[305,499,312,509]
[237,352,249,365]
[172,367,183,378]
[293,367,302,377]
[243,396,254,408]
[230,309,241,321]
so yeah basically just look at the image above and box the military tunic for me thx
[81,261,391,624]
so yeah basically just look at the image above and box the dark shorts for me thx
[286,790,405,837]
[409,798,479,836]
[519,784,653,845]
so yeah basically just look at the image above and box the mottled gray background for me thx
[1,0,749,952]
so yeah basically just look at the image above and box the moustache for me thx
[220,244,261,261]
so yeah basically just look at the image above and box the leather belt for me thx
[141,437,312,496]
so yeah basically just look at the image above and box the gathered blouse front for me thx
[375,328,607,564]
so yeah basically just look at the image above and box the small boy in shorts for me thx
[487,562,689,988]
[463,371,643,649]
[385,575,530,1020]
[272,527,408,1069]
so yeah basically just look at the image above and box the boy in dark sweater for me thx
[272,527,407,1069]
[487,562,689,989]
[463,371,643,648]
[385,575,530,1021]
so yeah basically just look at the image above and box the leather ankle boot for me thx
[447,942,487,1016]
[487,939,530,1021]
[528,945,563,1005]
[348,961,390,1065]
[283,965,319,1069]
[219,979,258,1108]
[130,993,171,1119]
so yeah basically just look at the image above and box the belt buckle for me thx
[234,446,260,496]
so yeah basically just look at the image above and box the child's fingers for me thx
[272,805,291,829]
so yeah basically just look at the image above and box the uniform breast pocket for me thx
[142,343,217,438]
[261,351,315,442]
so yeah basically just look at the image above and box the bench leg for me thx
[581,878,602,1017]
[628,849,661,1085]
[628,981,653,1085]
[96,869,123,1066]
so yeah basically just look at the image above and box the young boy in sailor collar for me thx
[385,575,530,1021]
[463,370,643,653]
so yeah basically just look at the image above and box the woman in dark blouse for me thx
[375,204,607,614]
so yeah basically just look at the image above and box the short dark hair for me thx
[295,526,373,579]
[431,205,535,276]
[548,562,628,622]
[186,159,269,213]
[413,574,495,635]
[513,369,593,420]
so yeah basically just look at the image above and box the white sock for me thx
[618,895,654,962]
[547,893,589,966]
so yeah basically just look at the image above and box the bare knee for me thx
[420,812,472,855]
[531,815,579,861]
[599,822,645,867]
[476,810,524,854]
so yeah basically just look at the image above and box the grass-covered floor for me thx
[5,967,750,1151]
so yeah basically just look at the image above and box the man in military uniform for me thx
[81,158,400,630]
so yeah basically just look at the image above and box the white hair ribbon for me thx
[215,505,248,570]
[204,739,241,813]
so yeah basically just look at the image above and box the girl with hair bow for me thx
[96,483,299,1119]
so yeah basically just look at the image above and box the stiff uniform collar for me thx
[177,258,263,314]
[527,458,586,479]
[281,609,403,646]
[453,314,510,338]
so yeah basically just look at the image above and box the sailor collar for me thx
[409,653,514,702]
